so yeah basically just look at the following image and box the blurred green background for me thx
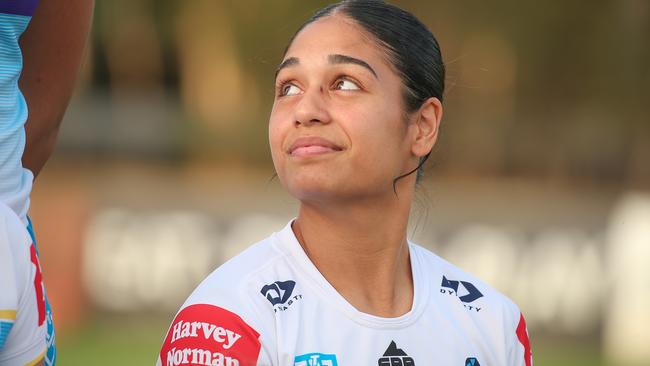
[29,0,649,365]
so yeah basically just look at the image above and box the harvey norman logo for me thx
[166,320,241,365]
[166,347,238,366]
[170,320,241,348]
[159,304,261,366]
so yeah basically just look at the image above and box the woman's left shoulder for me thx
[411,243,522,318]
[412,243,533,364]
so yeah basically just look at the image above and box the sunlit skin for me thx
[269,15,442,317]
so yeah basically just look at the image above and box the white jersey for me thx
[0,203,46,365]
[157,221,533,366]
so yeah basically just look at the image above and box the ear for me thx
[410,97,443,158]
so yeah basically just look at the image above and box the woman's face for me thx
[269,15,420,203]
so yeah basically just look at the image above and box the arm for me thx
[18,0,94,178]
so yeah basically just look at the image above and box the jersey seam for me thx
[238,241,292,285]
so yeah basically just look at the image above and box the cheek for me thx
[346,105,406,170]
[268,107,287,165]
[353,128,403,179]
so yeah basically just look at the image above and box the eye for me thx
[334,78,360,91]
[280,83,301,97]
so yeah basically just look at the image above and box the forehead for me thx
[284,15,389,70]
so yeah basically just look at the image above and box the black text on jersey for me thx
[378,341,415,366]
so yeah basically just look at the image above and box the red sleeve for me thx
[515,313,533,366]
[159,304,262,366]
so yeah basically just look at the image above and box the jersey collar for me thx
[272,219,431,329]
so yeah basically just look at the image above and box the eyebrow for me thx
[328,54,377,78]
[275,57,299,78]
[275,54,378,79]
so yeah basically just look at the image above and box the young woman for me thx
[158,1,533,365]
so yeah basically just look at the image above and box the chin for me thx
[285,177,337,200]
[287,179,384,206]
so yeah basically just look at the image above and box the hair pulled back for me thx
[286,0,445,184]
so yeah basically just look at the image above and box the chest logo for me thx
[294,353,338,366]
[465,357,481,366]
[260,280,303,313]
[261,280,295,305]
[378,341,415,366]
[440,275,484,312]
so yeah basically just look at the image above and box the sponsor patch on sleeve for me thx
[159,304,261,366]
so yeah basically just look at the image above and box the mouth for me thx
[288,136,343,157]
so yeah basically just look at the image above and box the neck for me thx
[292,188,415,317]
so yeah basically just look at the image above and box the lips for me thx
[288,136,343,157]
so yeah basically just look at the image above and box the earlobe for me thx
[412,97,443,157]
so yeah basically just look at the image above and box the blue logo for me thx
[441,276,483,303]
[261,280,296,305]
[294,353,338,366]
[440,275,484,312]
[465,357,481,366]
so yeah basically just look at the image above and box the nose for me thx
[293,86,331,127]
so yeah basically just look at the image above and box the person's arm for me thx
[19,0,94,178]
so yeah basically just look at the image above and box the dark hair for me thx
[285,0,445,186]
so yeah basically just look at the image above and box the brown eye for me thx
[334,79,360,91]
[281,83,301,96]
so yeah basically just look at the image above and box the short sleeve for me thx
[508,311,533,366]
[156,303,273,366]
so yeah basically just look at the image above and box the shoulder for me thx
[411,242,534,365]
[158,232,288,366]
[412,243,522,325]
[184,233,289,311]
[413,244,531,363]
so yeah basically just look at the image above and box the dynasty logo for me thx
[378,341,415,366]
[440,275,484,312]
[260,280,303,312]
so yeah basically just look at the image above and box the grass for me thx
[56,316,168,366]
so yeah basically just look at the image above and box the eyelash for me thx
[334,76,362,90]
[275,79,296,97]
[275,76,363,97]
